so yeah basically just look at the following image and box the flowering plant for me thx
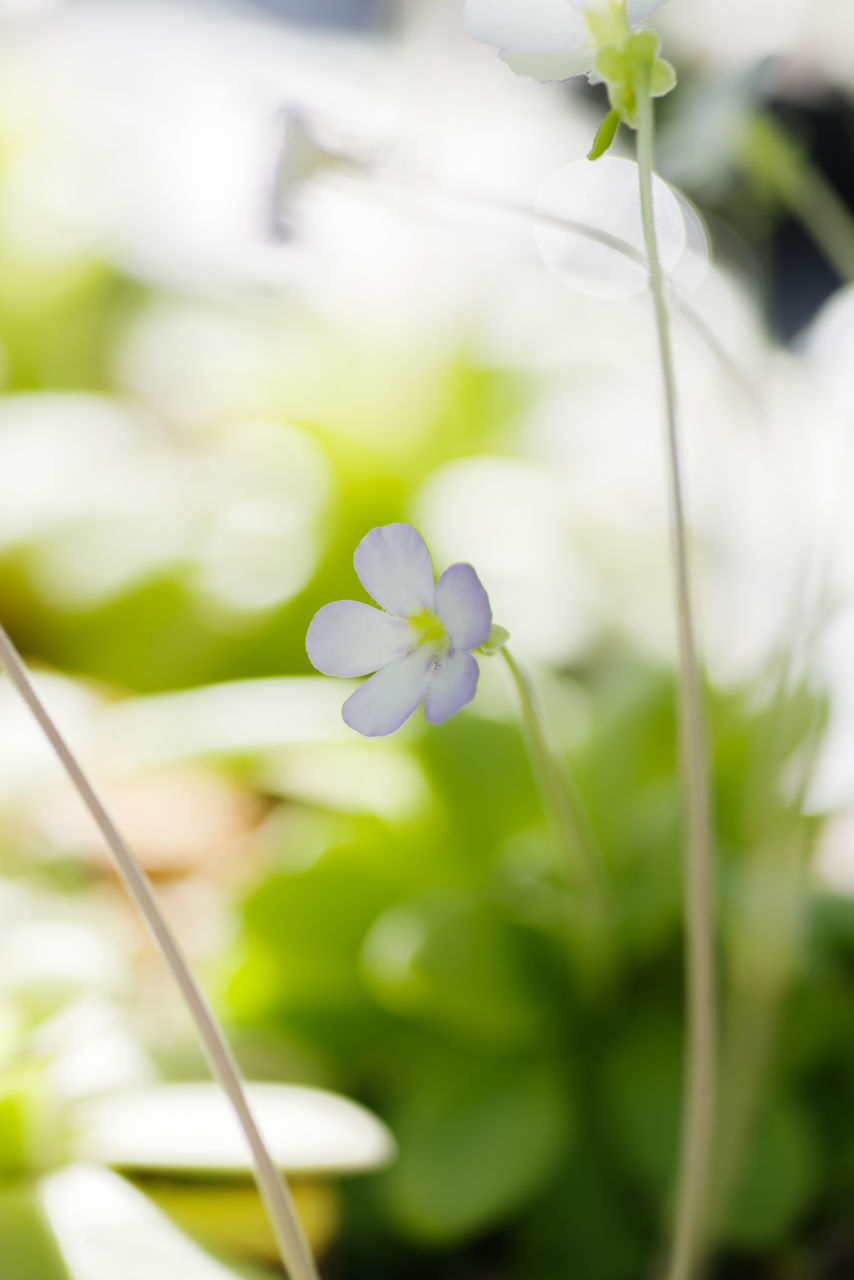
[463,0,670,83]
[306,524,502,736]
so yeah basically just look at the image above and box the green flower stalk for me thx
[631,64,716,1280]
[306,525,609,962]
[738,111,854,285]
[464,6,717,1278]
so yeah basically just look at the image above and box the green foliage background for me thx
[0,36,850,1280]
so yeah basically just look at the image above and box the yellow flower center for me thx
[409,607,449,653]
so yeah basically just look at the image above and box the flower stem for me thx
[500,647,610,972]
[740,113,854,285]
[635,86,717,1280]
[0,623,320,1280]
[791,161,854,284]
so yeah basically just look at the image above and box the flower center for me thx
[409,607,449,654]
[584,0,631,47]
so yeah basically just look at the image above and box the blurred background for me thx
[2,0,854,1276]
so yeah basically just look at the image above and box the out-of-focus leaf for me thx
[601,1009,681,1196]
[71,1082,395,1176]
[361,892,554,1049]
[0,1185,70,1280]
[38,1164,258,1280]
[720,1096,819,1247]
[229,831,405,1056]
[577,667,682,954]
[0,1066,67,1176]
[143,1178,338,1264]
[515,1157,648,1280]
[419,717,539,872]
[0,918,131,1018]
[385,1055,571,1242]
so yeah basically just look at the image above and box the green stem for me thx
[0,623,320,1280]
[500,647,610,970]
[794,163,854,283]
[635,87,717,1280]
[742,114,854,284]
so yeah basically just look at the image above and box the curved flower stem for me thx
[0,623,320,1280]
[635,86,717,1280]
[500,647,610,975]
[740,113,854,285]
[790,160,854,284]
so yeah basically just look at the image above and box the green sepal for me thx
[623,27,660,72]
[478,624,510,656]
[649,58,677,98]
[594,28,675,131]
[588,108,621,161]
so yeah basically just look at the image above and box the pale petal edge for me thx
[306,600,412,677]
[464,0,586,55]
[342,650,433,737]
[434,563,492,652]
[500,44,594,82]
[424,651,479,725]
[353,524,435,619]
[627,0,670,23]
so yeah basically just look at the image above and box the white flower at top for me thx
[306,524,496,737]
[464,0,670,82]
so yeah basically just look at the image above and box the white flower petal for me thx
[306,601,412,677]
[353,524,435,618]
[464,0,585,55]
[342,649,433,737]
[434,564,492,652]
[500,44,594,80]
[627,0,669,22]
[424,651,479,725]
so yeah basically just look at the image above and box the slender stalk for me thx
[635,88,716,1280]
[792,161,854,284]
[741,114,854,285]
[0,623,319,1280]
[500,647,610,972]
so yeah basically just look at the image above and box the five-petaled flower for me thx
[464,0,670,83]
[306,524,493,737]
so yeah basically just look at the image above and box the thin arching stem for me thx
[741,113,854,285]
[0,623,320,1280]
[635,87,717,1280]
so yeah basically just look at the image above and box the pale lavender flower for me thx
[306,524,493,737]
[464,0,670,82]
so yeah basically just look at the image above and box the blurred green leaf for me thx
[601,1009,681,1196]
[0,1185,70,1280]
[385,1055,572,1243]
[721,1096,819,1247]
[419,717,539,873]
[229,827,412,1058]
[515,1157,648,1280]
[361,892,554,1049]
[0,1068,66,1177]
